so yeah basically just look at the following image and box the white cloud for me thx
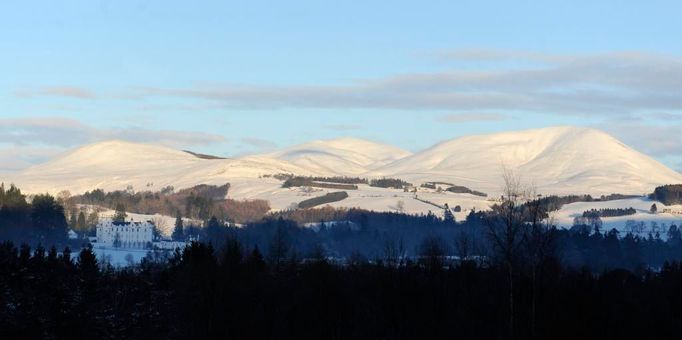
[16,86,96,99]
[124,50,682,117]
[0,145,64,172]
[0,117,226,148]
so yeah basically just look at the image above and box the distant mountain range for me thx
[8,126,682,198]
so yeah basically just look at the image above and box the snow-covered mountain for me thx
[7,127,682,199]
[259,137,412,176]
[369,126,682,195]
[11,140,319,194]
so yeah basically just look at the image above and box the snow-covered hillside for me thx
[260,137,412,176]
[553,197,682,237]
[6,127,682,218]
[369,126,682,196]
[11,140,320,194]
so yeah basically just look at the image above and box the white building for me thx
[96,220,154,249]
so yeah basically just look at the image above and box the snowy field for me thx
[72,246,181,267]
[92,247,152,267]
[228,179,493,219]
[553,197,682,235]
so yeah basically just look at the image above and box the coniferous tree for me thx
[443,203,455,223]
[268,217,289,270]
[30,194,68,243]
[78,245,99,277]
[113,203,127,223]
[650,203,658,214]
[172,210,184,241]
[69,209,78,228]
[77,211,87,233]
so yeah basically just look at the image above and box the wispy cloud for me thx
[16,86,96,99]
[431,48,570,64]
[0,145,64,172]
[117,50,682,117]
[645,112,682,121]
[0,117,226,148]
[602,122,682,159]
[17,50,682,119]
[438,113,508,123]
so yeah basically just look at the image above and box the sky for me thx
[2,0,682,172]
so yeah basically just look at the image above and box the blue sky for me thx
[2,1,682,171]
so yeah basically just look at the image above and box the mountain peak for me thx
[9,127,682,196]
[371,126,682,195]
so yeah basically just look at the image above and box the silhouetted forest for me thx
[445,185,487,197]
[0,184,72,248]
[651,184,682,205]
[369,177,412,189]
[3,239,682,339]
[296,191,349,209]
[282,176,362,189]
[582,207,637,218]
[528,193,641,212]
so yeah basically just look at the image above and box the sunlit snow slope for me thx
[260,137,412,176]
[11,140,319,194]
[7,127,682,202]
[369,126,682,196]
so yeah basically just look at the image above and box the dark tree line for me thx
[529,193,641,212]
[3,239,682,339]
[445,185,487,197]
[281,176,365,189]
[0,184,70,248]
[297,191,349,209]
[188,207,682,273]
[369,178,412,189]
[651,184,682,205]
[582,207,637,218]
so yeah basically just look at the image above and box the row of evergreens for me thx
[3,236,682,339]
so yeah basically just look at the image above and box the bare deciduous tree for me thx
[522,187,556,340]
[485,167,557,340]
[484,167,530,340]
[57,190,72,212]
[383,236,406,267]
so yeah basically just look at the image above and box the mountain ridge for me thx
[8,126,682,197]
[369,126,682,195]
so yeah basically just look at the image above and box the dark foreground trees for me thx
[0,185,69,247]
[2,240,682,340]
